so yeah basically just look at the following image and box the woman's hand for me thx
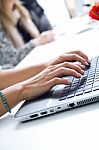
[21,61,84,101]
[48,50,89,67]
[33,30,55,46]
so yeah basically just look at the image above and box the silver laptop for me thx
[14,56,99,121]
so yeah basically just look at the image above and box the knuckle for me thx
[75,50,81,53]
[71,69,76,75]
[48,65,56,70]
[53,77,59,83]
[60,55,65,60]
[75,65,80,70]
[60,67,65,72]
[73,71,77,76]
[45,75,50,80]
[73,54,78,59]
[63,62,68,67]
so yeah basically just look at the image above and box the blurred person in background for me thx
[0,0,54,48]
[0,0,54,69]
[20,0,53,43]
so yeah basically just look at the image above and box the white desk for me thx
[1,20,99,150]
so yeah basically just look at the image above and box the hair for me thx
[0,0,30,28]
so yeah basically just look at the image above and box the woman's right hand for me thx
[48,50,89,67]
[21,61,84,101]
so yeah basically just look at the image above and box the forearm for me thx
[0,63,47,89]
[21,18,40,38]
[0,83,24,117]
[0,62,47,117]
[28,24,40,38]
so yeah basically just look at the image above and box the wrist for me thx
[31,39,39,47]
[1,83,26,114]
[16,83,27,102]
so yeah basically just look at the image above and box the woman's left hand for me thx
[33,30,55,46]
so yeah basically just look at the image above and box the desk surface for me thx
[1,19,99,150]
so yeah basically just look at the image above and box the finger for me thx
[72,61,85,70]
[67,50,89,62]
[46,77,71,89]
[54,62,84,75]
[47,62,84,75]
[46,35,55,42]
[48,67,82,79]
[62,54,89,66]
[62,62,84,75]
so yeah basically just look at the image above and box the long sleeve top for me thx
[0,25,35,69]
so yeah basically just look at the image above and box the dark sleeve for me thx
[21,0,44,16]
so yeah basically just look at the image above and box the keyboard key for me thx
[86,82,93,86]
[93,86,99,91]
[75,91,83,96]
[84,84,92,89]
[61,92,68,97]
[59,96,67,101]
[84,89,92,94]
[67,93,75,99]
[93,81,99,87]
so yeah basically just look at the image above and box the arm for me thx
[0,50,89,117]
[0,63,47,89]
[0,83,24,117]
[0,50,89,89]
[0,59,85,117]
[21,17,40,38]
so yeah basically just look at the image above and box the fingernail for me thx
[81,65,85,69]
[85,61,89,66]
[81,70,84,74]
[77,73,81,78]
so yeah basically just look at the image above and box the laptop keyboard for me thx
[59,56,99,101]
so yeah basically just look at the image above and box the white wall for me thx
[37,0,71,27]
[37,0,93,27]
[65,0,83,17]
